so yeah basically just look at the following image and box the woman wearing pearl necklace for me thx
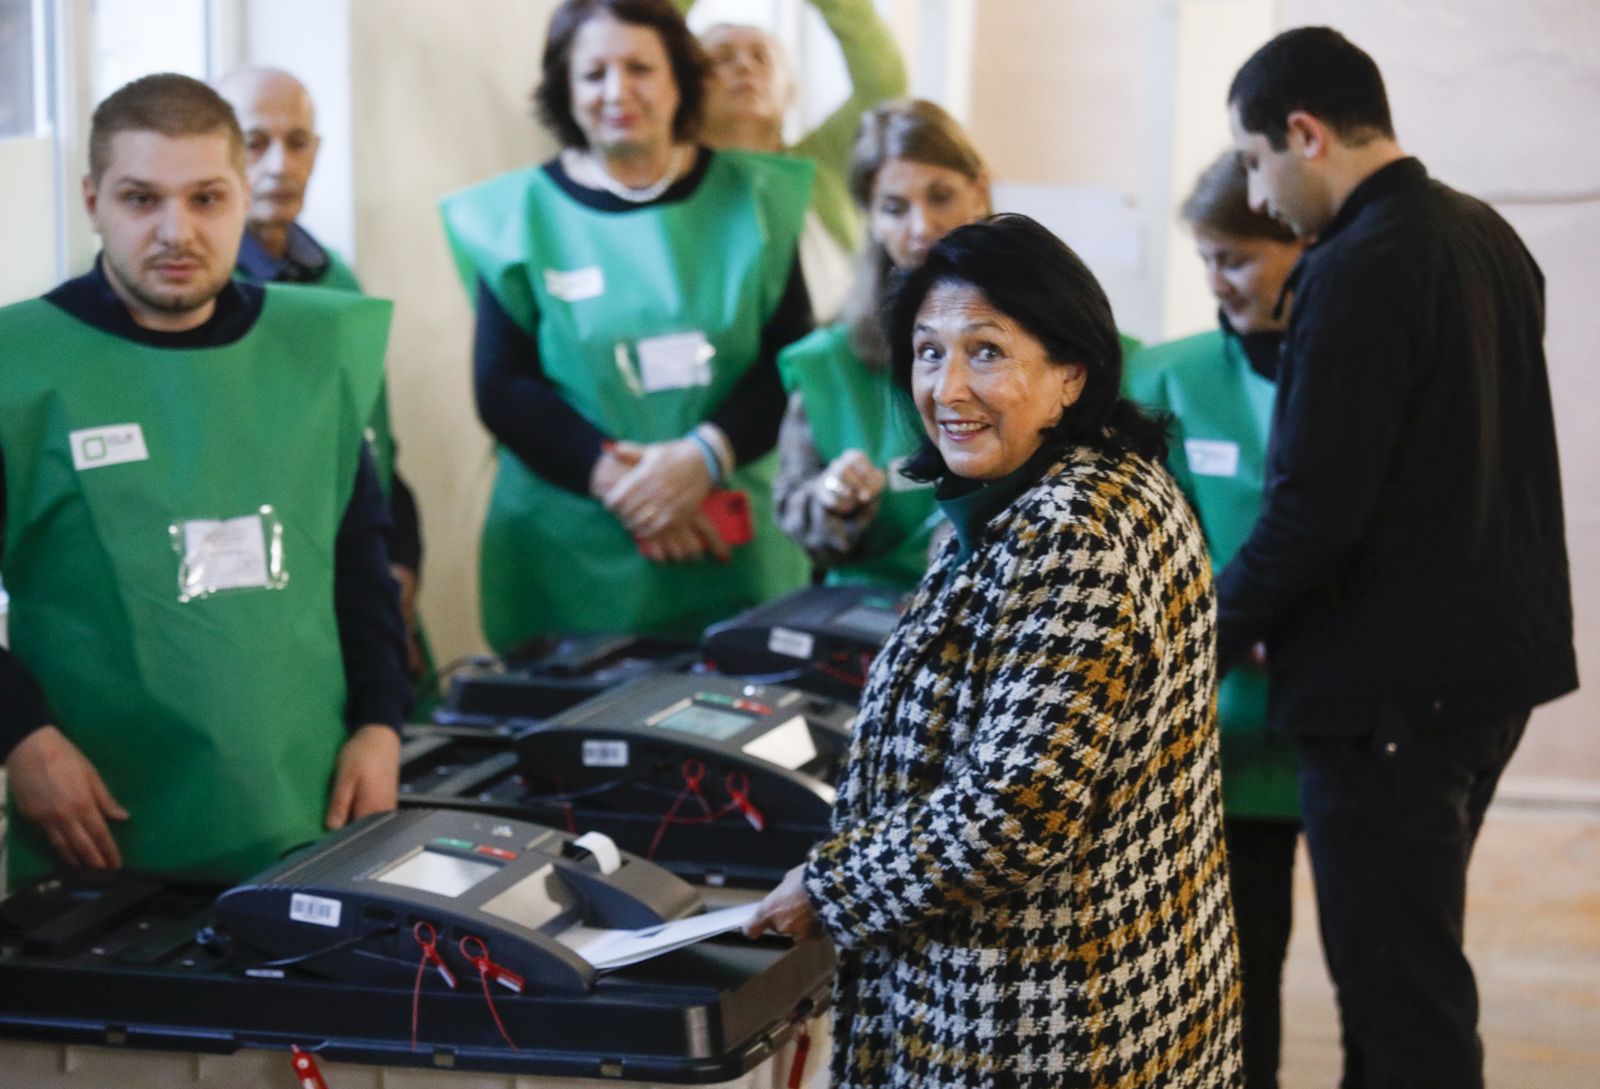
[442,0,814,650]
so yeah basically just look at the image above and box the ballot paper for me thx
[557,903,759,971]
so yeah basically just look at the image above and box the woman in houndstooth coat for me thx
[747,215,1242,1089]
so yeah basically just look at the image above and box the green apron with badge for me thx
[0,286,388,884]
[1125,327,1297,820]
[281,248,437,711]
[778,324,936,589]
[441,150,813,649]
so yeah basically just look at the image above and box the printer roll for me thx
[573,830,622,875]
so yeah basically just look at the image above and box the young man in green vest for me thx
[216,66,429,691]
[0,73,407,887]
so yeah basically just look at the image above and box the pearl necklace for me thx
[567,145,689,203]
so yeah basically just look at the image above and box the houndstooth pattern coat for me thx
[803,443,1242,1088]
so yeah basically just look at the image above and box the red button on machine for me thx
[473,845,519,861]
[732,699,772,715]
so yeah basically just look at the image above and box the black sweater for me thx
[1216,158,1577,735]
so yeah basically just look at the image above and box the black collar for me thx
[43,256,265,349]
[542,146,714,212]
[1315,156,1428,247]
[1277,157,1428,316]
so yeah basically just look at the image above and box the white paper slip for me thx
[544,266,606,302]
[180,514,272,594]
[1184,438,1240,478]
[557,902,759,971]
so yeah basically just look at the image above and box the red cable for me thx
[649,761,767,857]
[648,758,711,858]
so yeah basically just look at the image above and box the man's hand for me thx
[5,725,128,869]
[588,441,646,500]
[743,863,825,941]
[325,724,401,830]
[637,507,732,565]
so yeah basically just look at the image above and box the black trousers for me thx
[1225,817,1300,1089]
[1296,709,1529,1089]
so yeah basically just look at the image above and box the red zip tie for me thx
[290,1045,330,1089]
[459,935,522,1050]
[785,1024,812,1088]
[410,921,456,1051]
[648,758,712,858]
[725,771,765,831]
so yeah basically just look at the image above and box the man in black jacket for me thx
[1221,27,1576,1089]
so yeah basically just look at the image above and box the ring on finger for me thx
[823,474,847,495]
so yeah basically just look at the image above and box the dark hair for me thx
[534,0,707,148]
[887,214,1167,481]
[89,73,244,183]
[842,98,988,367]
[1228,26,1394,151]
[1180,151,1297,242]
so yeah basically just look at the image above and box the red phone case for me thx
[700,489,753,547]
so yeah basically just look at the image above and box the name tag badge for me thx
[636,331,714,392]
[886,455,932,493]
[70,423,148,471]
[1185,439,1241,478]
[171,506,288,602]
[544,266,605,303]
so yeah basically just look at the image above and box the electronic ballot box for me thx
[437,633,699,730]
[0,810,835,1080]
[216,809,700,992]
[701,585,906,699]
[509,674,857,886]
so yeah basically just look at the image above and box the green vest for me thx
[777,325,937,589]
[0,287,389,883]
[441,151,813,650]
[233,240,397,490]
[1125,328,1297,820]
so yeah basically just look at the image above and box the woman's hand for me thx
[603,439,714,537]
[743,863,825,941]
[815,449,886,516]
[588,441,646,500]
[637,507,732,565]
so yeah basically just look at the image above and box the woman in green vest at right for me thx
[441,0,814,651]
[772,99,990,589]
[1124,152,1306,1089]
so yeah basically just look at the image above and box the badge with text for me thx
[1184,439,1241,478]
[69,423,148,471]
[544,266,606,303]
[636,331,714,392]
[171,505,289,602]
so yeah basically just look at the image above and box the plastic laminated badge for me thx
[170,505,289,602]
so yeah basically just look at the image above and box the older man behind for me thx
[216,67,428,689]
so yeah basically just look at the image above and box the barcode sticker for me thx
[767,626,815,659]
[582,739,629,767]
[290,893,343,928]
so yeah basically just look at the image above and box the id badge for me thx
[170,505,288,602]
[635,331,714,392]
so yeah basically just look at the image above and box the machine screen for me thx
[374,848,500,898]
[832,603,899,641]
[656,704,751,741]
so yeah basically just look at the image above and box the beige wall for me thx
[348,1,559,670]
